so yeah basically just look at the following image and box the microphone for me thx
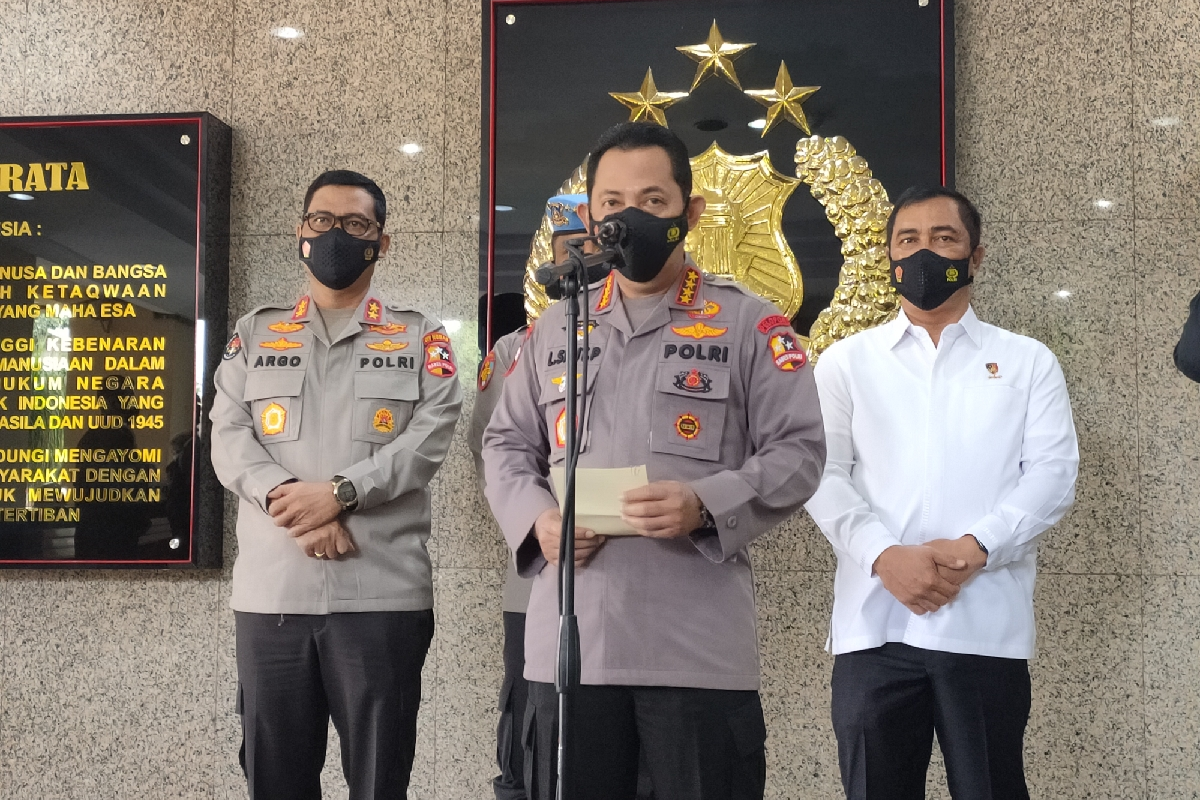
[594,218,627,249]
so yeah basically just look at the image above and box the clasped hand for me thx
[872,536,988,615]
[268,481,355,559]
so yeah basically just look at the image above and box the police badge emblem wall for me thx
[488,2,950,362]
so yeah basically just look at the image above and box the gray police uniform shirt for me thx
[211,288,463,614]
[482,263,827,690]
[469,326,535,614]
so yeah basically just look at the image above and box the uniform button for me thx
[726,516,737,529]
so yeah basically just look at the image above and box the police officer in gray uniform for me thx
[482,123,827,800]
[211,170,462,799]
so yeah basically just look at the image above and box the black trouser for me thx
[235,610,434,800]
[495,612,530,800]
[524,681,766,800]
[831,643,1032,800]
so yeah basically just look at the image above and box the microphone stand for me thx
[540,238,613,800]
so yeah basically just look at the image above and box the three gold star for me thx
[676,20,755,91]
[609,68,689,127]
[744,62,820,136]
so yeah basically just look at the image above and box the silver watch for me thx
[331,475,358,512]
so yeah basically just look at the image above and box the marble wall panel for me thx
[954,0,1133,223]
[1145,575,1200,798]
[1025,575,1145,798]
[1,572,220,799]
[433,567,506,800]
[755,570,841,799]
[972,221,1140,576]
[442,0,483,234]
[1133,0,1200,219]
[1135,218,1200,575]
[0,1,26,116]
[22,0,233,119]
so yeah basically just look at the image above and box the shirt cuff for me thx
[966,514,1013,569]
[854,522,903,577]
[251,464,298,515]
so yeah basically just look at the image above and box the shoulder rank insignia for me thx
[366,339,409,352]
[478,351,497,391]
[423,331,456,377]
[757,314,792,334]
[222,333,242,361]
[267,321,305,333]
[291,296,311,321]
[768,331,807,371]
[261,403,287,435]
[259,337,304,351]
[594,272,615,312]
[671,322,727,340]
[369,323,407,335]
[364,298,383,323]
[674,266,701,306]
[688,300,721,320]
[673,369,712,393]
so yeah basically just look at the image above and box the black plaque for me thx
[0,113,230,568]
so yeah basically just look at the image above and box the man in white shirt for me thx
[805,186,1079,799]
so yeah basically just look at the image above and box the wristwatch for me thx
[697,501,716,531]
[331,475,358,512]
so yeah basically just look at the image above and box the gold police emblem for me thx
[261,403,287,436]
[372,407,395,433]
[946,267,959,282]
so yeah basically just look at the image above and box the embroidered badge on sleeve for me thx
[423,331,457,377]
[222,333,242,360]
[768,331,807,371]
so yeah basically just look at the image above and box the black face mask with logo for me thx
[890,248,973,311]
[597,206,689,284]
[299,227,381,290]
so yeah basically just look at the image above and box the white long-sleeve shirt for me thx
[805,306,1079,660]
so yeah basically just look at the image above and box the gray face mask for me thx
[299,228,380,290]
[890,249,972,310]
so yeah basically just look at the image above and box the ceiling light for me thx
[495,205,514,212]
[1055,289,1071,299]
[1094,199,1114,210]
[443,319,463,333]
[505,14,516,24]
[400,142,422,155]
[1151,116,1181,128]
[271,26,303,39]
[7,193,33,200]
[748,118,767,130]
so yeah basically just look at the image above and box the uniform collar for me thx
[886,305,982,350]
[591,257,704,336]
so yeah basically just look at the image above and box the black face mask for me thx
[890,248,973,311]
[299,227,381,290]
[597,206,689,283]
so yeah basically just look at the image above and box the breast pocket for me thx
[243,370,305,443]
[650,364,730,462]
[537,371,598,466]
[354,372,419,445]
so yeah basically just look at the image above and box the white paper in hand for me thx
[549,465,649,536]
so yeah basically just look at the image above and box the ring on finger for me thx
[314,551,325,559]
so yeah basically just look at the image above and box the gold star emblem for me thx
[744,62,820,136]
[610,68,688,127]
[676,20,755,91]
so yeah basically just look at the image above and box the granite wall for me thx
[0,1,1196,797]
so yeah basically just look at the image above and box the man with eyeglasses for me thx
[211,170,462,799]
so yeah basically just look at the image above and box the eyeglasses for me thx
[301,212,381,238]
